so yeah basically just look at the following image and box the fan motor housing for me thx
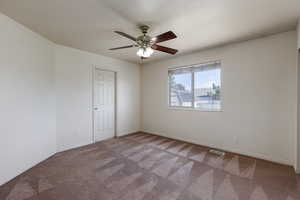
[136,35,152,48]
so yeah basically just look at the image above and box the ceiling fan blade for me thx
[109,45,136,50]
[151,44,178,55]
[115,31,137,42]
[152,31,177,43]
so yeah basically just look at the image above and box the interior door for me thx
[93,69,115,142]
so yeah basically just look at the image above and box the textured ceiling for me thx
[0,0,300,64]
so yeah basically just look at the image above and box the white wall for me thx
[297,51,300,172]
[141,31,297,165]
[298,20,300,50]
[297,20,300,171]
[55,45,140,152]
[0,13,56,185]
[0,12,140,185]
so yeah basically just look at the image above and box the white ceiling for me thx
[0,0,300,64]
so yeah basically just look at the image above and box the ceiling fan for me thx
[109,25,178,59]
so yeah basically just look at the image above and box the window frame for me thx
[168,60,222,112]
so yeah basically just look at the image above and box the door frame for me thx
[92,66,117,143]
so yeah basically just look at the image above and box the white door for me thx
[93,69,115,142]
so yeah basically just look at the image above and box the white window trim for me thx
[168,60,223,112]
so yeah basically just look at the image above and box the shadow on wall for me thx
[298,50,300,172]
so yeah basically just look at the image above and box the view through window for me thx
[169,61,221,111]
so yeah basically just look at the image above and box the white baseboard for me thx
[141,129,293,167]
[117,130,140,137]
[295,167,300,174]
[0,152,56,186]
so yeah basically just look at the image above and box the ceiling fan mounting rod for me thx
[139,25,150,35]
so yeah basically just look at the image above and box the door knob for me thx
[94,107,98,110]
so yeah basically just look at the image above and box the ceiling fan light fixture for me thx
[136,47,153,58]
[110,26,178,58]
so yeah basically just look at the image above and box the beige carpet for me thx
[1,132,300,200]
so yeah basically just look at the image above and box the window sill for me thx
[168,107,223,112]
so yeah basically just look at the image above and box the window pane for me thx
[169,72,192,107]
[194,67,221,110]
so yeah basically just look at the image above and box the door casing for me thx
[92,66,117,143]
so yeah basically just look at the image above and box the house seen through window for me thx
[168,61,221,111]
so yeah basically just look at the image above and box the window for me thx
[168,61,221,111]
